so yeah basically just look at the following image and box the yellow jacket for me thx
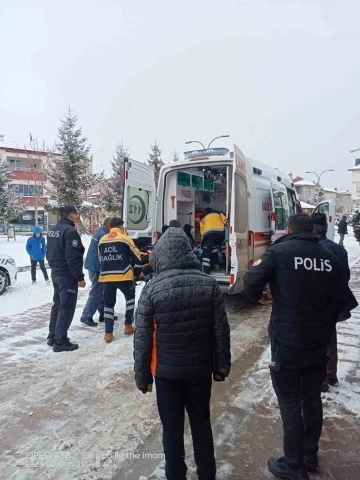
[98,228,142,282]
[200,212,227,239]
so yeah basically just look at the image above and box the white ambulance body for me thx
[121,146,335,293]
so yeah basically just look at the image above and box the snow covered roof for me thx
[294,179,315,187]
[348,165,360,171]
[300,201,315,209]
[322,187,337,193]
[82,200,99,208]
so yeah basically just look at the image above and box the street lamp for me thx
[207,135,230,149]
[185,140,206,149]
[305,169,334,202]
[185,135,230,150]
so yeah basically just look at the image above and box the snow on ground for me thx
[0,229,359,479]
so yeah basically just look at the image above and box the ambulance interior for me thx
[163,165,232,276]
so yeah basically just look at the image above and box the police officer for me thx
[99,216,142,342]
[312,212,358,391]
[46,204,86,352]
[200,208,227,274]
[244,213,345,480]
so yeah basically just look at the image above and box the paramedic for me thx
[244,213,344,479]
[98,216,142,342]
[200,208,227,274]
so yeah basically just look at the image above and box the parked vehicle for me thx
[0,254,18,295]
[121,145,335,293]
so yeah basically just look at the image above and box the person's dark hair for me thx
[109,216,124,229]
[287,213,314,234]
[169,219,181,228]
[103,217,112,228]
[183,224,192,234]
[343,215,347,220]
[204,207,213,216]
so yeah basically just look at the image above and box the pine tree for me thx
[353,211,360,245]
[0,156,26,222]
[46,107,103,218]
[102,142,129,214]
[172,149,180,162]
[147,141,164,187]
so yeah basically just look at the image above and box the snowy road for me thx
[0,232,359,479]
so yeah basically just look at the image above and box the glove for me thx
[213,372,225,382]
[138,375,153,393]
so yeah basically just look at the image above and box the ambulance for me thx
[121,145,335,293]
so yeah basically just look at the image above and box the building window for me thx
[8,158,22,170]
[356,183,360,193]
[9,184,44,196]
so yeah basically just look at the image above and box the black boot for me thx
[80,317,98,327]
[328,377,339,387]
[47,336,54,347]
[268,457,309,480]
[53,340,79,352]
[304,454,318,472]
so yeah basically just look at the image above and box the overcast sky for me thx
[1,0,359,190]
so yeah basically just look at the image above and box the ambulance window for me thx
[287,188,296,216]
[273,191,288,230]
[316,202,329,219]
[234,174,247,233]
[127,187,149,230]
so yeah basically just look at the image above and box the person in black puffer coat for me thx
[134,226,231,480]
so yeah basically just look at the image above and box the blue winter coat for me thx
[26,226,47,261]
[84,226,108,273]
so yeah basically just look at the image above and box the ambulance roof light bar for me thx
[184,147,230,160]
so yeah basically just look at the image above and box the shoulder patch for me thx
[72,239,79,247]
[253,259,262,266]
[108,232,117,239]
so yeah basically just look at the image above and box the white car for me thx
[0,254,18,295]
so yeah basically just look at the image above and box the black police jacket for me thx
[46,218,85,281]
[244,233,345,351]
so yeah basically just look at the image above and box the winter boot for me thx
[104,333,113,343]
[124,324,134,336]
[80,317,98,327]
[47,336,54,347]
[32,280,36,285]
[304,454,318,472]
[321,380,329,393]
[328,376,339,387]
[53,340,79,352]
[267,457,309,480]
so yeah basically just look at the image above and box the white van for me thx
[121,146,335,293]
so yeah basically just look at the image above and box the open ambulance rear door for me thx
[122,158,156,246]
[312,199,336,241]
[228,145,249,293]
[270,180,289,243]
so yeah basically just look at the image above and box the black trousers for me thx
[270,362,327,469]
[31,259,49,282]
[155,376,216,480]
[201,233,224,274]
[48,276,78,344]
[103,281,135,332]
